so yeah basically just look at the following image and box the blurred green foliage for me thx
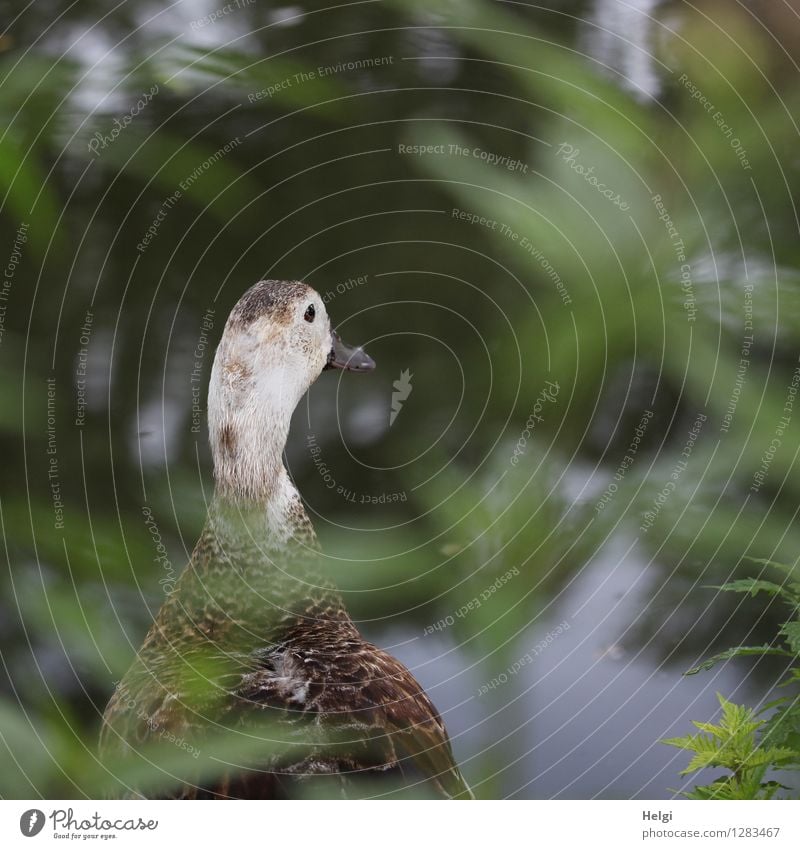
[1,0,800,798]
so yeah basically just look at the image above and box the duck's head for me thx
[208,279,374,501]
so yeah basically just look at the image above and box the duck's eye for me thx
[304,304,315,323]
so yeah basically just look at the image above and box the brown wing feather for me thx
[360,650,472,798]
[223,629,473,799]
[101,626,472,799]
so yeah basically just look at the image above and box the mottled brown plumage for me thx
[100,281,471,799]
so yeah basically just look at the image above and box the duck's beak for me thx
[324,330,375,373]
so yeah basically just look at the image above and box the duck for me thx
[100,279,472,799]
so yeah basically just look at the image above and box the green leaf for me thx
[743,558,800,600]
[707,578,789,598]
[685,645,794,675]
[682,751,727,775]
[662,732,720,755]
[691,721,727,740]
[744,557,797,574]
[718,693,758,732]
[780,622,800,654]
[758,696,792,714]
[733,747,795,770]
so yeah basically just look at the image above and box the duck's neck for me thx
[202,457,336,637]
[210,395,287,490]
[211,467,317,552]
[209,409,317,550]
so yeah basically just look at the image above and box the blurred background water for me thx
[2,0,800,798]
